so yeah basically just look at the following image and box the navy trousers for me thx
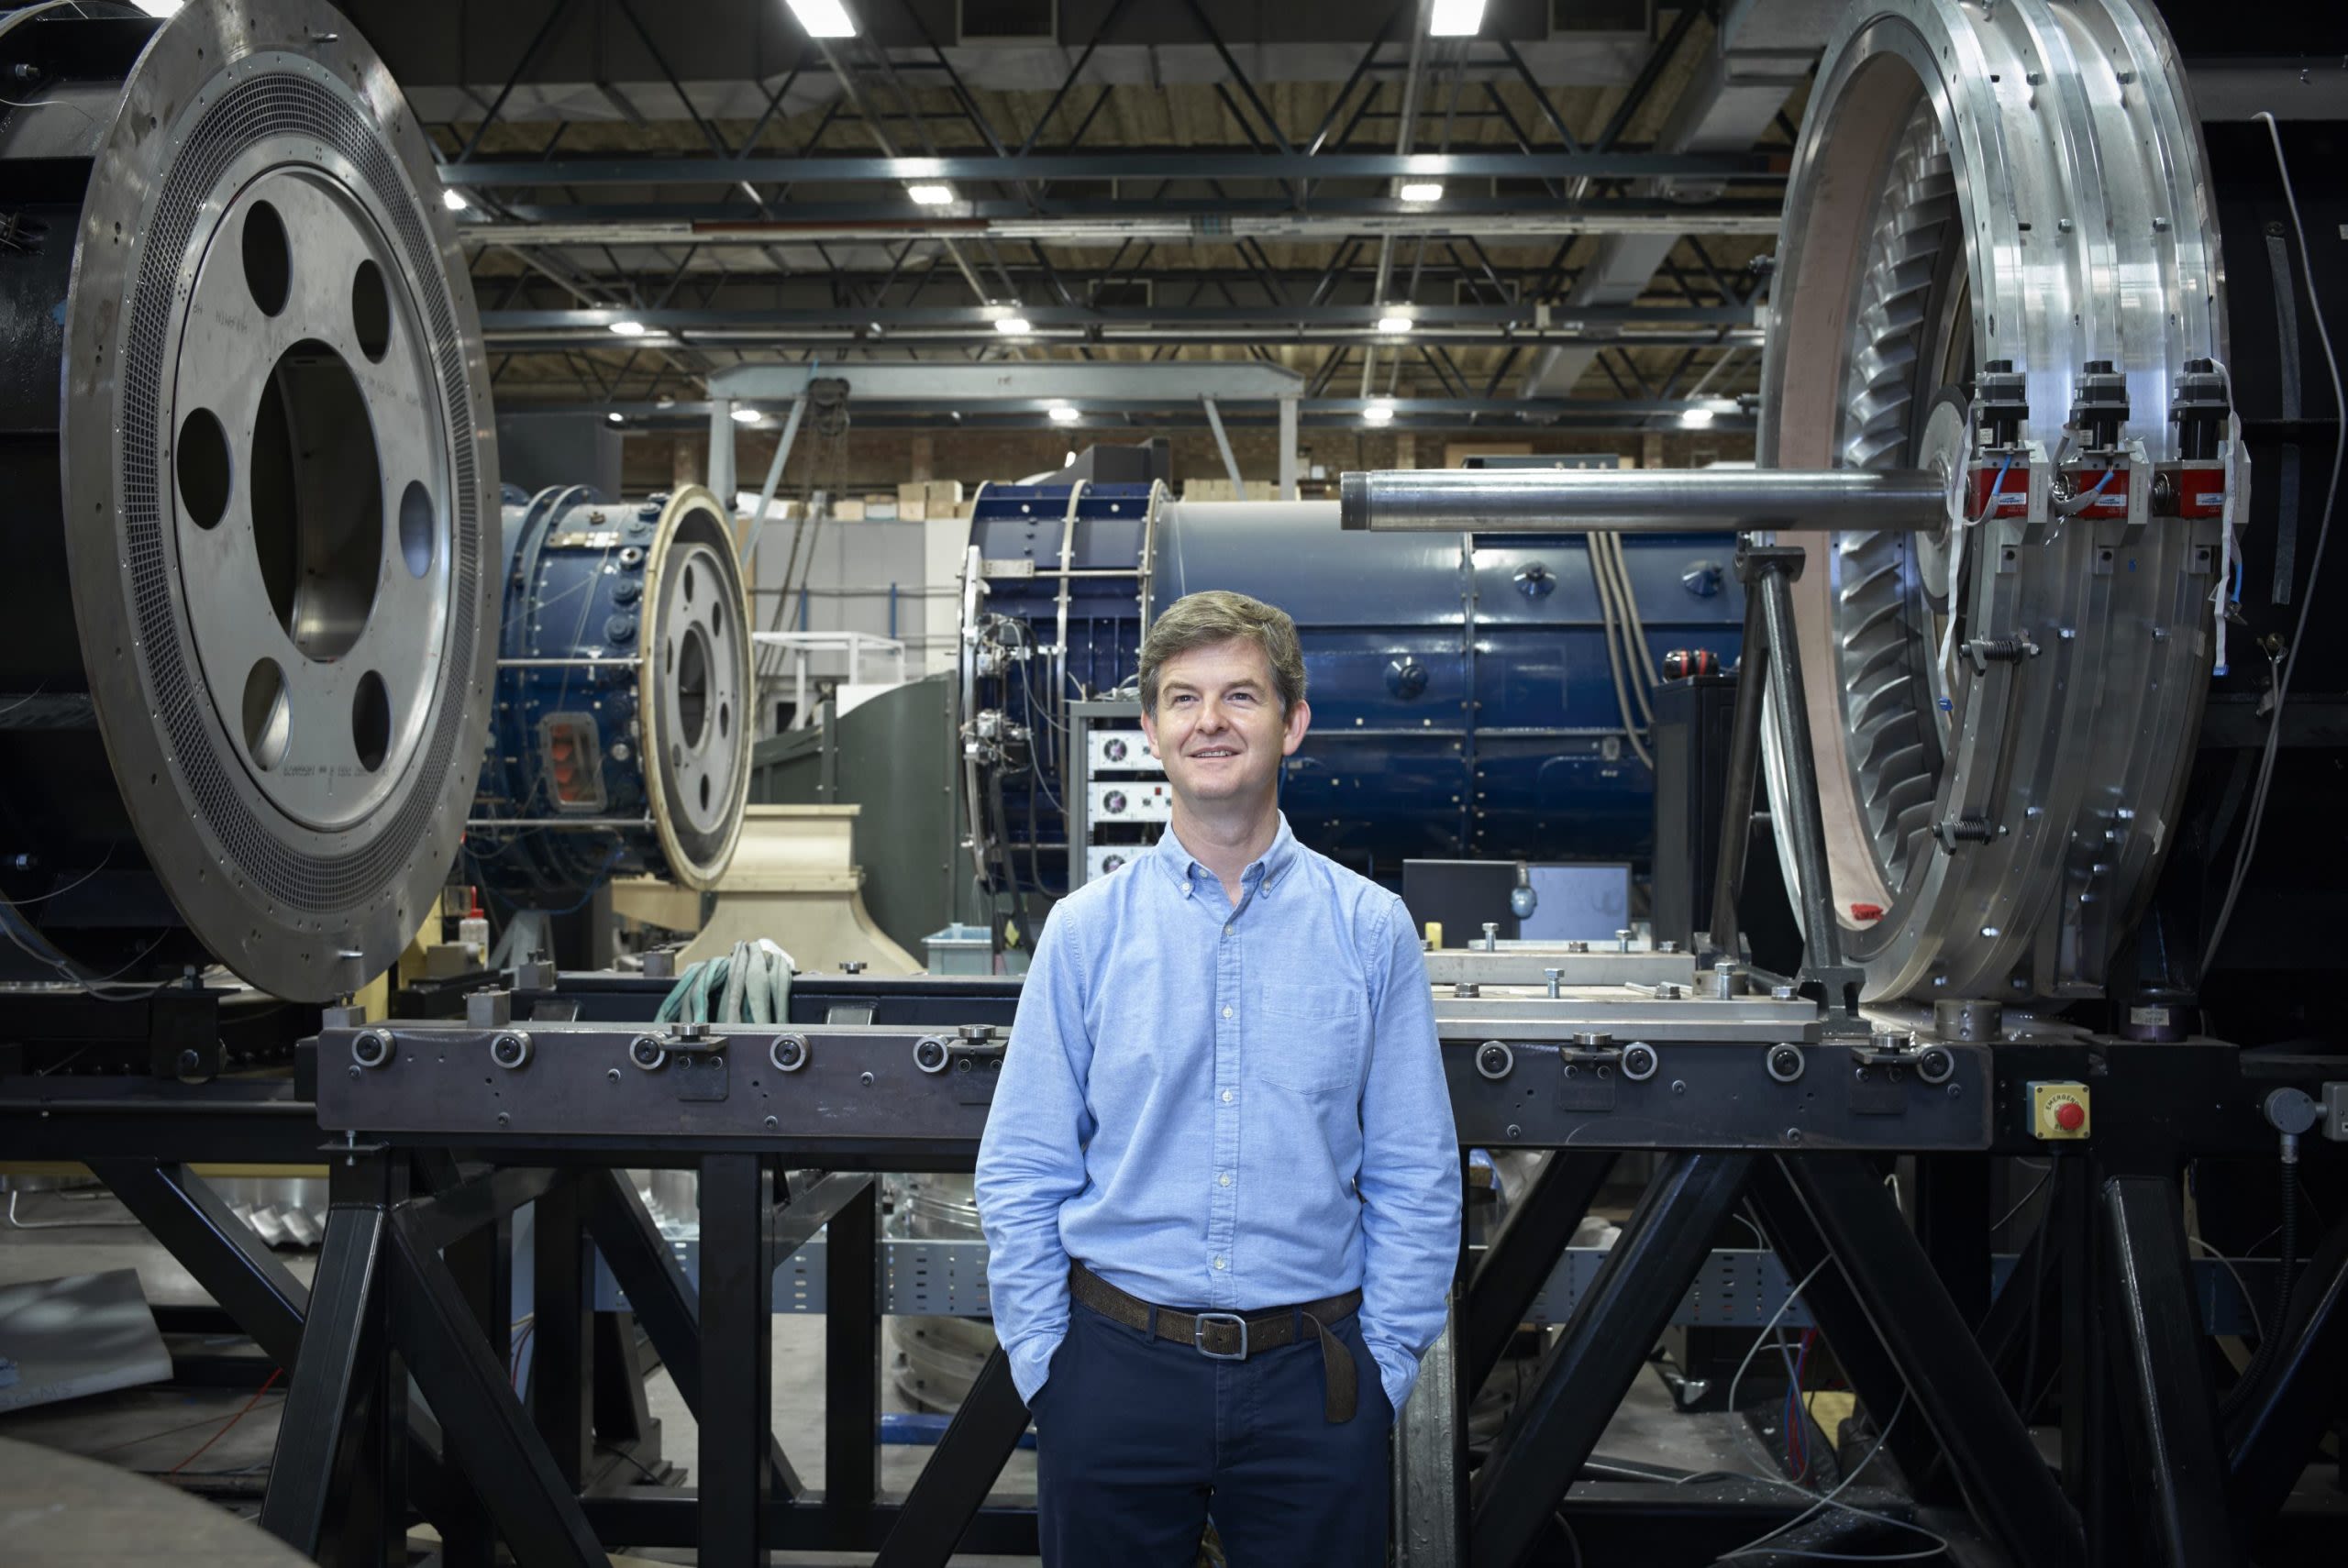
[1030,1298,1393,1567]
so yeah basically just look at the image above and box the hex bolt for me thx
[1713,961,1739,999]
[1544,966,1563,999]
[1616,928,1632,954]
[1481,922,1501,951]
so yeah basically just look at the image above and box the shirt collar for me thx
[1151,813,1300,898]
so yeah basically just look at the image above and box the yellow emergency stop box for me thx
[2029,1081,2091,1140]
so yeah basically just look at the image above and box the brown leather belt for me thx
[1069,1263,1366,1422]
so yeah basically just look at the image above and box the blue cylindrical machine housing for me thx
[468,485,751,907]
[963,481,1743,881]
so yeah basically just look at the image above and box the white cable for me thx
[1717,1395,1952,1563]
[1592,533,1658,726]
[1724,1256,1832,1418]
[1604,533,1666,695]
[2185,1236,2265,1342]
[1586,535,1656,768]
[2200,114,2345,976]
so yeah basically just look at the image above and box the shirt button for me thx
[1213,1256,1227,1271]
[1219,1173,1232,1187]
[1222,1089,1234,1103]
[1224,923,1233,936]
[1222,1005,1234,1019]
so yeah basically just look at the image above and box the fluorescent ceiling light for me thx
[606,319,648,337]
[1049,404,1080,424]
[1397,181,1445,204]
[442,189,470,213]
[784,0,857,39]
[1429,0,1484,37]
[1364,401,1397,425]
[606,412,625,425]
[1377,314,1414,336]
[907,182,956,205]
[731,406,764,424]
[993,315,1034,335]
[1678,407,1717,428]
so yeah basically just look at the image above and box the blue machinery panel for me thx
[467,486,752,908]
[962,482,1743,889]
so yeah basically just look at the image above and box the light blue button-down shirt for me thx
[974,813,1461,1415]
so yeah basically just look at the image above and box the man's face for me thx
[1140,637,1310,812]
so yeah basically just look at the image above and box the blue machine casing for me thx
[965,482,1742,884]
[470,485,750,907]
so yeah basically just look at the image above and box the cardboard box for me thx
[833,499,865,522]
[925,480,965,508]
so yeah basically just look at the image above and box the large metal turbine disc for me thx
[1,0,496,1000]
[1756,0,2229,1003]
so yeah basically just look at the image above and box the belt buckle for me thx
[1192,1311,1249,1361]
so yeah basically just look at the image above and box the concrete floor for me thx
[0,1186,1826,1565]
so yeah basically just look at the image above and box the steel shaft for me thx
[1338,467,1947,533]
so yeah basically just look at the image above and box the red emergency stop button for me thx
[2054,1100,2086,1132]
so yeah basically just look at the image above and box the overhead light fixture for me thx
[1364,401,1397,425]
[1064,450,1078,468]
[730,406,763,424]
[131,1,183,15]
[994,315,1034,335]
[907,182,956,205]
[442,188,470,213]
[1377,314,1414,336]
[783,0,857,39]
[607,319,648,337]
[1429,0,1485,37]
[1397,181,1445,204]
[1049,404,1080,424]
[606,412,625,425]
[1678,407,1717,428]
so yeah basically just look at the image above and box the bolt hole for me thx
[352,671,390,771]
[176,406,231,529]
[351,259,391,360]
[243,200,290,315]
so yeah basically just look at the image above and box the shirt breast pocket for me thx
[1252,980,1368,1096]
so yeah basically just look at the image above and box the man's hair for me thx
[1138,591,1307,716]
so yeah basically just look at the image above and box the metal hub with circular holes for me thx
[1757,0,2230,1004]
[469,486,751,906]
[0,0,496,1001]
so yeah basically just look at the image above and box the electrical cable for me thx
[2200,113,2344,976]
[1715,1395,1951,1563]
[2222,1159,2299,1418]
[1585,532,1656,770]
[2186,1235,2265,1344]
[169,1367,282,1476]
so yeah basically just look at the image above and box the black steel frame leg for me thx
[870,1348,1036,1568]
[439,1205,515,1568]
[2228,1206,2348,1531]
[260,1168,393,1560]
[1913,1153,1993,1330]
[386,1204,611,1568]
[1778,1154,2084,1568]
[698,1154,773,1568]
[92,1159,310,1365]
[825,1175,881,1525]
[533,1173,594,1490]
[2099,1175,2238,1568]
[1470,1151,1755,1568]
[1464,1150,1618,1395]
[581,1166,803,1498]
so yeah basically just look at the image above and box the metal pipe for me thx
[1755,559,1845,974]
[1705,582,1770,954]
[1339,467,1948,533]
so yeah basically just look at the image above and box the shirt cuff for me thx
[1373,1345,1419,1416]
[1007,1329,1065,1407]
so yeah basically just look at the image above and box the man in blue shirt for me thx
[974,590,1461,1565]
